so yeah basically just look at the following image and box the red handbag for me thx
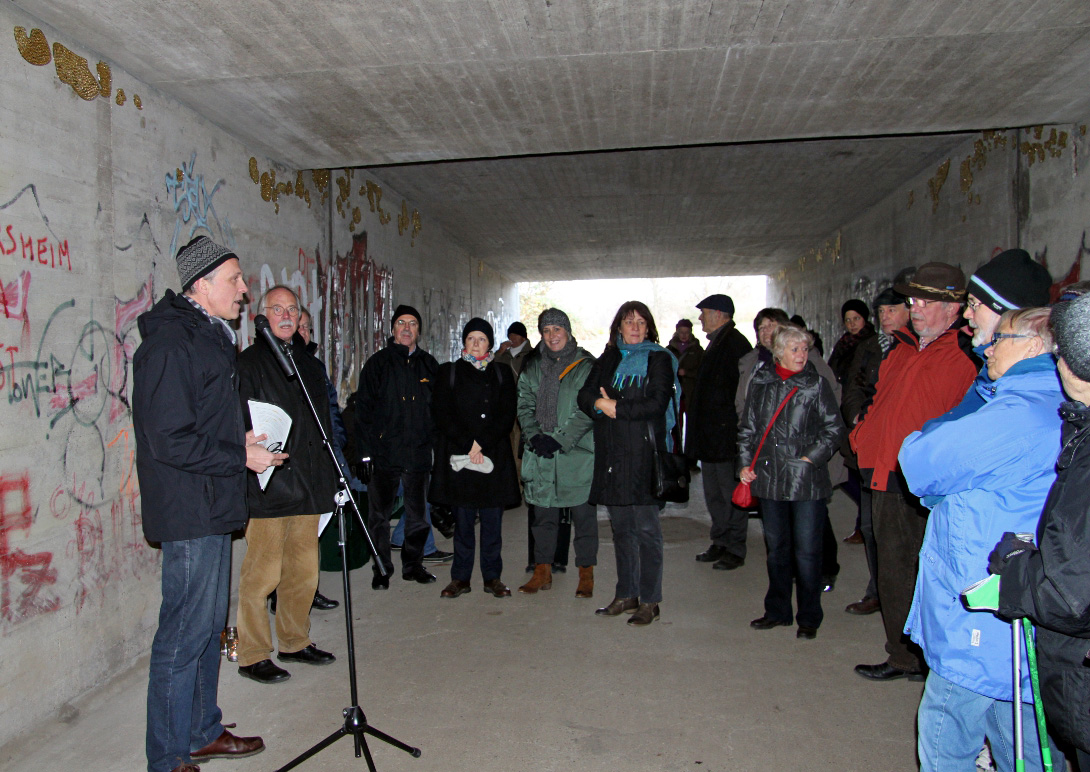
[732,387,797,508]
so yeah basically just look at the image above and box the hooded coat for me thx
[133,290,248,542]
[735,361,843,501]
[517,347,596,508]
[998,399,1090,752]
[900,354,1064,702]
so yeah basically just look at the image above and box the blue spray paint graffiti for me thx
[165,152,234,259]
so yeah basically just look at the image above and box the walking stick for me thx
[1021,618,1054,772]
[1012,619,1024,772]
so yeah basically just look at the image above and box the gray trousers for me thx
[531,503,598,567]
[702,460,748,560]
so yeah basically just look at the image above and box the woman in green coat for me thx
[517,308,599,598]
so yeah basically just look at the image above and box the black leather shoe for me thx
[595,597,638,616]
[311,591,338,610]
[750,615,791,630]
[823,574,838,592]
[403,565,437,584]
[854,662,926,681]
[238,659,290,684]
[712,554,744,571]
[422,550,454,563]
[278,644,335,665]
[372,573,390,590]
[696,544,726,562]
[796,626,818,640]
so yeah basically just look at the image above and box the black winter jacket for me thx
[684,322,752,462]
[133,290,247,542]
[578,348,674,507]
[238,336,338,518]
[736,362,844,502]
[429,359,521,509]
[353,340,438,472]
[999,400,1090,753]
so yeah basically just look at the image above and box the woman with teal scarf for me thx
[578,301,681,626]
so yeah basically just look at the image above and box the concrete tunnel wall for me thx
[4,3,1090,756]
[0,4,516,750]
[771,126,1090,347]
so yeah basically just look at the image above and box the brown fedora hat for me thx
[893,261,966,302]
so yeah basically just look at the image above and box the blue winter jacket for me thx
[900,354,1063,702]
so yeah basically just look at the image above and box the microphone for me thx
[254,314,296,377]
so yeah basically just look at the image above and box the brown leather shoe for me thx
[627,602,660,626]
[190,729,265,761]
[483,578,512,597]
[170,765,201,772]
[575,565,594,598]
[843,528,864,544]
[845,596,880,615]
[440,579,471,598]
[518,564,552,593]
[595,597,638,616]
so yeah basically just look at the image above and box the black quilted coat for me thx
[736,361,844,502]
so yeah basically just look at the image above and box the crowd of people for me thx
[133,235,1090,772]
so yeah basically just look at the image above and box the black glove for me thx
[354,457,373,484]
[988,531,1035,575]
[528,434,559,458]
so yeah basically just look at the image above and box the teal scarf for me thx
[612,336,682,450]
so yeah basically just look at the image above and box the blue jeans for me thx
[391,501,437,554]
[606,504,663,604]
[451,506,503,582]
[918,671,1063,772]
[759,498,824,629]
[146,534,231,772]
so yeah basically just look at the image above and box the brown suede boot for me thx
[518,564,552,593]
[575,565,594,598]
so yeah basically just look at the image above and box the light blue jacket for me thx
[900,354,1063,702]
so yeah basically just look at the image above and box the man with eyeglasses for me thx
[352,304,440,589]
[849,263,981,682]
[235,285,338,684]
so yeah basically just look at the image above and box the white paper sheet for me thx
[247,400,292,490]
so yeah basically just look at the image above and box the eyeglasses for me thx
[909,297,939,308]
[394,319,419,328]
[966,298,983,312]
[989,332,1034,346]
[267,304,299,317]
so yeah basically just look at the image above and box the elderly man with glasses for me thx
[849,263,982,681]
[899,307,1065,770]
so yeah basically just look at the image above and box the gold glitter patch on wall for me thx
[362,181,391,225]
[96,61,111,97]
[53,42,102,101]
[312,170,330,206]
[115,88,126,106]
[928,159,951,213]
[14,27,50,65]
[350,207,362,232]
[249,157,260,184]
[294,171,311,207]
[133,94,142,110]
[260,170,275,204]
[907,190,915,210]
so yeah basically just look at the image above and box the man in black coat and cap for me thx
[685,294,753,571]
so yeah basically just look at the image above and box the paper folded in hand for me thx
[450,454,494,474]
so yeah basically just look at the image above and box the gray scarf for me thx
[535,336,580,432]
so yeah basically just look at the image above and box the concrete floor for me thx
[3,480,923,772]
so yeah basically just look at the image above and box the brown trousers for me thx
[236,514,320,667]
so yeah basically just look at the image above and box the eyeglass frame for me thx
[988,332,1035,346]
[266,304,300,318]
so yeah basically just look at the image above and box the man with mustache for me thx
[235,285,338,684]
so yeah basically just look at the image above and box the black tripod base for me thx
[273,705,421,772]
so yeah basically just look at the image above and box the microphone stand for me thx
[269,338,420,772]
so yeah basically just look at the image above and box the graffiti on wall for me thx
[165,153,234,264]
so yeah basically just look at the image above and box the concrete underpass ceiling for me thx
[14,0,1090,280]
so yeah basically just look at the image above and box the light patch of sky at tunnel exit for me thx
[518,275,768,355]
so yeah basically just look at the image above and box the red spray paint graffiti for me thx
[0,472,60,625]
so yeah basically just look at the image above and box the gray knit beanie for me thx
[538,307,572,335]
[1052,293,1090,382]
[177,236,237,292]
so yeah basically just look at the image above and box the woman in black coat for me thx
[737,324,844,639]
[577,301,679,626]
[430,318,520,599]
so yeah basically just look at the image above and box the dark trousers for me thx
[527,504,571,567]
[844,470,877,597]
[703,461,748,560]
[822,510,840,578]
[451,506,503,582]
[872,488,928,672]
[531,503,598,566]
[146,534,230,772]
[759,498,825,629]
[368,467,429,576]
[606,504,663,604]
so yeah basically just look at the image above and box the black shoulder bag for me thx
[648,388,690,503]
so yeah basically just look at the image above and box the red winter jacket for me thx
[849,323,979,491]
